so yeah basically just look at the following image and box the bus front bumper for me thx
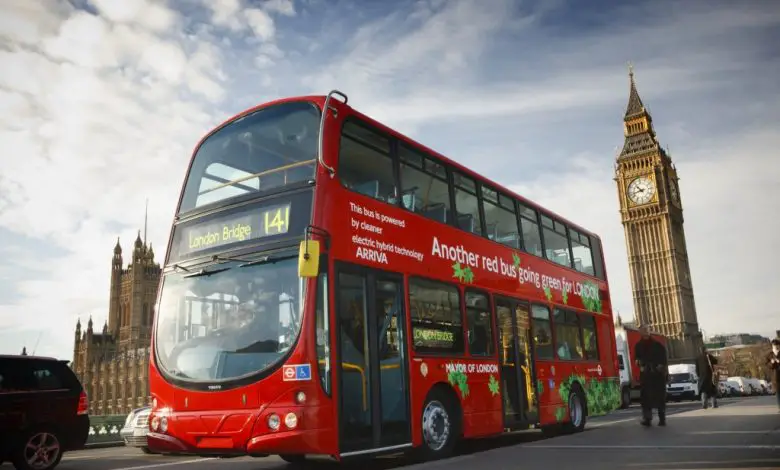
[147,428,331,457]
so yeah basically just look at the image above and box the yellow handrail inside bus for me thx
[317,360,401,411]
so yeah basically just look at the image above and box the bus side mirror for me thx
[298,240,320,277]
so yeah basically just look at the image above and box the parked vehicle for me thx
[120,407,152,453]
[666,363,700,401]
[0,354,89,470]
[745,377,763,395]
[724,379,742,396]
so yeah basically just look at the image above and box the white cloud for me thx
[90,0,178,32]
[263,0,296,17]
[0,0,778,360]
[245,8,276,41]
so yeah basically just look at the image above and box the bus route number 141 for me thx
[262,205,290,236]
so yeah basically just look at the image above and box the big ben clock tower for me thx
[614,65,703,362]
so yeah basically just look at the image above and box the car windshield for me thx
[154,256,304,382]
[179,101,321,213]
[669,373,692,383]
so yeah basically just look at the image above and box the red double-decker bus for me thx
[147,90,621,463]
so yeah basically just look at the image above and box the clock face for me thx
[669,179,679,203]
[627,176,655,205]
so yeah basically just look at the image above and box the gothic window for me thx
[143,303,149,325]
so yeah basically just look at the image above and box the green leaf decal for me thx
[452,262,464,282]
[557,374,621,417]
[579,281,603,313]
[554,406,566,422]
[543,286,552,302]
[488,374,500,396]
[451,263,475,284]
[463,266,475,284]
[512,253,521,268]
[446,364,470,398]
[562,289,568,305]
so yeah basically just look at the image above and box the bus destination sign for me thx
[178,203,291,257]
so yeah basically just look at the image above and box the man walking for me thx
[696,345,719,409]
[634,325,668,426]
[766,339,780,412]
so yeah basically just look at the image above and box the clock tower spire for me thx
[613,64,703,362]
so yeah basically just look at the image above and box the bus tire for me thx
[563,386,587,434]
[620,386,631,409]
[416,387,459,461]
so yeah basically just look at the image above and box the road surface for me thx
[7,396,776,470]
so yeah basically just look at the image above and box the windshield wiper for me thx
[239,253,297,268]
[183,267,231,278]
[172,264,191,272]
[211,254,252,263]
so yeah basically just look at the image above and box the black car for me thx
[0,355,90,470]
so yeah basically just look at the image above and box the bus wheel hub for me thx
[422,400,450,451]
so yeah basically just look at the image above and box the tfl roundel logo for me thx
[282,364,312,381]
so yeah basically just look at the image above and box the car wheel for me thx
[621,387,631,409]
[12,430,63,470]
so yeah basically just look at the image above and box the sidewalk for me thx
[525,395,780,450]
[406,396,780,470]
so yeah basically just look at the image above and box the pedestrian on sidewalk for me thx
[766,339,780,412]
[634,325,668,426]
[696,345,719,409]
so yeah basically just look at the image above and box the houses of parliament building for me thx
[71,232,161,416]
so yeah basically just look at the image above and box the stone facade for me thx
[614,66,704,363]
[71,233,161,416]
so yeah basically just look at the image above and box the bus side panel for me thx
[406,355,504,442]
[536,312,621,425]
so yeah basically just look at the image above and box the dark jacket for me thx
[766,350,780,390]
[634,337,668,407]
[696,352,718,395]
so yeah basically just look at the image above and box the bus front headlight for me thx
[267,413,280,431]
[284,412,298,429]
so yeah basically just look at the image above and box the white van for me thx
[667,363,700,401]
[727,376,751,396]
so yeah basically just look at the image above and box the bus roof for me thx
[196,93,603,241]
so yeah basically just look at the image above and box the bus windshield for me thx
[179,101,320,213]
[154,256,304,383]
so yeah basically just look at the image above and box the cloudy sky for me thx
[1,0,778,359]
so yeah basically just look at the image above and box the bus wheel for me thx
[418,389,458,461]
[620,387,631,409]
[563,388,587,434]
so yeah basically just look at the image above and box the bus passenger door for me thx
[334,264,412,457]
[495,297,537,427]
